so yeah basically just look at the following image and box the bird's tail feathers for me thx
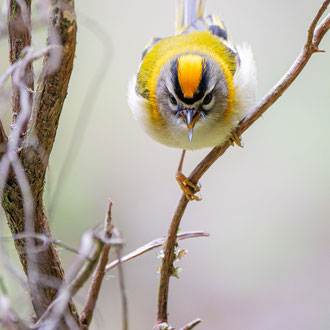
[176,0,206,34]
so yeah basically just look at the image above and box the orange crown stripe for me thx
[177,54,203,98]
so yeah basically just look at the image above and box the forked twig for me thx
[32,230,99,330]
[155,0,330,326]
[80,200,113,328]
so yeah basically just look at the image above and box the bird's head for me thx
[156,53,229,142]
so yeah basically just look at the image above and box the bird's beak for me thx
[180,109,201,142]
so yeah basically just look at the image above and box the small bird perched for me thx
[128,0,256,201]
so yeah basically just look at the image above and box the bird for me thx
[128,0,257,201]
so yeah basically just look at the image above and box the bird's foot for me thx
[229,131,243,148]
[175,171,201,201]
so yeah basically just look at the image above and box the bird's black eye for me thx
[169,93,177,105]
[203,93,212,105]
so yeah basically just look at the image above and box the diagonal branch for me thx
[155,0,330,326]
[32,230,102,330]
[80,200,114,328]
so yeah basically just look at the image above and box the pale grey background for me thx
[1,0,330,329]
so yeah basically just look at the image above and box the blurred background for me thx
[1,0,330,329]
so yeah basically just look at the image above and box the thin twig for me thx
[155,1,330,325]
[8,0,34,133]
[178,318,202,330]
[307,0,329,45]
[69,240,104,296]
[32,230,99,330]
[80,200,113,328]
[35,209,120,330]
[113,226,128,330]
[1,233,86,257]
[313,12,330,46]
[105,231,209,272]
[0,46,59,89]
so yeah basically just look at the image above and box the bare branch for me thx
[8,0,33,133]
[1,0,79,324]
[155,1,330,325]
[0,46,59,89]
[35,202,118,330]
[178,318,202,330]
[313,12,330,47]
[6,232,87,257]
[68,240,103,296]
[307,0,329,45]
[105,231,209,272]
[80,200,113,328]
[32,230,98,330]
[156,195,188,324]
[113,227,128,330]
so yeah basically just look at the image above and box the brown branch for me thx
[33,230,102,330]
[1,0,79,326]
[155,1,330,326]
[313,12,330,47]
[35,203,115,329]
[80,200,114,328]
[155,195,189,324]
[70,239,103,296]
[105,231,209,272]
[8,0,34,135]
[0,46,56,89]
[308,1,330,45]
